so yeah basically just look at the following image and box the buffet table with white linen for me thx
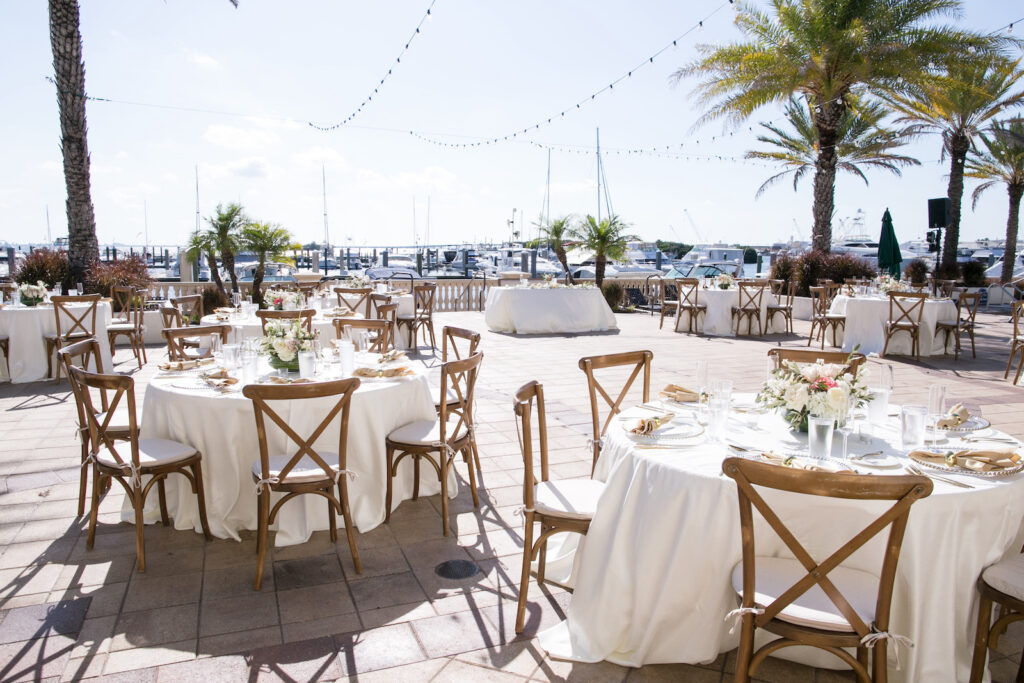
[829,294,958,356]
[0,301,113,382]
[135,358,446,546]
[539,398,1024,682]
[484,286,617,334]
[679,287,779,336]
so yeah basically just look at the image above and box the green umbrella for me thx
[877,208,903,279]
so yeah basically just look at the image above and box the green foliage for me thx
[933,262,962,281]
[84,256,152,299]
[15,249,69,290]
[202,286,229,312]
[570,215,638,287]
[769,251,876,297]
[240,221,293,305]
[903,259,930,284]
[961,259,988,286]
[656,241,693,258]
[742,247,758,264]
[601,281,624,310]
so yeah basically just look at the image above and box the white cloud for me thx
[549,180,596,195]
[186,50,220,69]
[291,146,350,172]
[203,125,279,152]
[201,156,272,181]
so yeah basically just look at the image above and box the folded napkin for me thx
[353,366,414,378]
[629,412,674,435]
[759,451,855,473]
[326,307,354,317]
[378,349,406,363]
[265,375,311,385]
[659,384,700,403]
[910,445,1021,472]
[214,307,235,314]
[937,403,971,429]
[201,368,232,380]
[159,357,215,371]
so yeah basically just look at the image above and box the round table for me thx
[483,286,617,334]
[828,295,958,356]
[685,287,779,336]
[539,398,1024,682]
[133,358,445,546]
[0,301,113,382]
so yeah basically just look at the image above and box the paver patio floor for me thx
[1,308,1022,682]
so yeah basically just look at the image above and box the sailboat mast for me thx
[46,205,51,244]
[322,164,330,252]
[426,196,430,248]
[596,128,601,225]
[194,165,200,234]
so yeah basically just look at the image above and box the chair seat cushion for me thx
[433,386,460,408]
[92,405,136,435]
[251,453,341,484]
[730,556,877,632]
[106,323,137,332]
[388,419,468,446]
[97,438,196,469]
[824,314,845,321]
[534,479,604,520]
[767,304,792,311]
[886,320,918,328]
[982,554,1024,602]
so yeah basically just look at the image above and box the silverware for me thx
[850,451,884,461]
[905,463,974,489]
[727,442,756,453]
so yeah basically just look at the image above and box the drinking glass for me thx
[298,351,316,379]
[222,343,240,370]
[75,282,84,295]
[766,355,777,383]
[337,340,355,376]
[708,397,729,442]
[874,363,895,393]
[694,360,709,424]
[900,405,927,450]
[834,394,853,461]
[927,384,946,445]
[208,334,222,360]
[710,379,733,403]
[232,291,241,308]
[808,415,835,459]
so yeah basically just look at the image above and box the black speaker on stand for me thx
[927,197,951,271]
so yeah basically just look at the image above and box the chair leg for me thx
[140,337,148,364]
[537,523,548,584]
[384,447,395,523]
[157,477,170,526]
[1006,345,1016,379]
[969,329,976,359]
[46,340,54,380]
[970,594,993,683]
[412,454,421,500]
[338,480,361,574]
[881,330,891,358]
[515,513,535,634]
[86,465,101,549]
[734,617,754,683]
[470,439,483,477]
[327,489,338,542]
[133,484,147,573]
[254,490,268,590]
[440,450,450,537]
[464,447,479,508]
[78,441,88,517]
[1015,351,1024,385]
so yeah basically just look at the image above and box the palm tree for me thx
[748,97,919,197]
[239,222,292,306]
[966,120,1024,283]
[570,215,638,288]
[205,203,246,294]
[185,230,225,294]
[674,0,1006,253]
[883,57,1024,269]
[539,216,575,283]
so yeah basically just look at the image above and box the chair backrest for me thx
[939,279,958,298]
[808,286,829,317]
[956,291,981,325]
[442,326,481,363]
[59,338,109,435]
[736,281,766,311]
[111,285,133,315]
[437,352,484,445]
[822,282,841,305]
[69,366,141,470]
[1014,301,1024,339]
[721,457,931,640]
[369,293,392,317]
[297,281,321,296]
[579,350,653,471]
[907,282,929,293]
[770,279,795,306]
[659,280,678,304]
[513,380,550,509]
[888,292,928,326]
[243,378,360,485]
[766,348,866,377]
[51,294,101,340]
[333,287,372,317]
[256,309,315,333]
[677,278,701,307]
[413,282,437,316]
[122,288,146,331]
[163,324,230,360]
[160,305,184,330]
[171,294,203,323]
[332,318,390,352]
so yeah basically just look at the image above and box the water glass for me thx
[835,394,853,461]
[927,384,946,444]
[873,363,895,393]
[866,387,891,426]
[900,405,927,450]
[695,360,708,424]
[298,351,316,379]
[808,415,835,459]
[708,397,729,442]
[222,343,240,370]
[710,379,733,403]
[337,341,355,376]
[76,282,84,295]
[232,292,241,307]
[208,334,222,359]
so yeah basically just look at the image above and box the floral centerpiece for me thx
[715,273,734,290]
[266,289,302,311]
[343,275,371,288]
[18,281,47,307]
[877,275,907,295]
[756,357,871,431]
[257,320,317,371]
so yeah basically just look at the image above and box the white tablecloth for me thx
[484,287,617,334]
[540,400,1024,682]
[678,287,778,336]
[829,295,958,356]
[134,361,446,546]
[0,302,113,382]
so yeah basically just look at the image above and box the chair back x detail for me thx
[256,308,315,333]
[767,349,866,377]
[163,324,230,361]
[333,318,390,353]
[47,294,101,382]
[170,295,203,324]
[334,287,372,317]
[579,350,652,473]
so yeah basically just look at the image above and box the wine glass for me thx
[835,394,853,461]
[209,334,222,363]
[927,384,946,445]
[695,360,708,424]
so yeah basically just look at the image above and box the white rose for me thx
[273,339,295,361]
[784,384,809,411]
[825,386,847,412]
[800,365,821,383]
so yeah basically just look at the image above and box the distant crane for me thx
[683,208,708,244]
[791,218,805,242]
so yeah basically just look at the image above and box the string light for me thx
[308,0,438,131]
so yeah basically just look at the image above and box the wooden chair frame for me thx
[396,283,437,352]
[332,317,391,353]
[1006,301,1024,385]
[936,291,980,360]
[807,286,845,349]
[882,292,928,359]
[170,294,203,324]
[513,381,593,634]
[579,350,652,474]
[722,457,931,683]
[439,326,483,474]
[658,280,679,330]
[767,280,796,334]
[386,352,483,536]
[71,365,212,572]
[111,285,133,323]
[375,302,399,351]
[970,561,1024,682]
[732,281,767,336]
[333,287,372,317]
[767,349,866,377]
[46,294,101,382]
[242,378,362,590]
[674,278,707,334]
[163,324,230,361]
[256,308,315,334]
[107,288,148,369]
[0,334,8,378]
[369,292,393,318]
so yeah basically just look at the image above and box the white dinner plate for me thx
[849,452,902,469]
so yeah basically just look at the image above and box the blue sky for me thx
[2,0,1021,250]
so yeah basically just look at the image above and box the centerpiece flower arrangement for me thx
[756,357,871,431]
[18,281,48,307]
[877,275,907,295]
[257,320,317,371]
[715,273,734,290]
[266,289,302,311]
[344,275,371,288]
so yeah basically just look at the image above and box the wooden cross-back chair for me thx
[296,281,321,297]
[163,324,230,361]
[674,278,707,334]
[970,547,1024,681]
[767,349,866,377]
[70,365,212,572]
[111,285,133,324]
[721,457,931,682]
[45,294,102,382]
[907,282,929,293]
[386,274,415,293]
[242,378,363,590]
[935,291,980,360]
[332,317,390,353]
[767,280,796,334]
[396,282,437,352]
[107,288,147,369]
[807,286,846,349]
[170,294,203,324]
[512,380,604,634]
[334,287,372,317]
[658,280,678,330]
[256,308,315,334]
[386,352,483,536]
[369,292,392,318]
[731,281,768,336]
[579,350,652,474]
[439,326,483,473]
[375,303,399,350]
[882,292,928,359]
[1006,301,1024,385]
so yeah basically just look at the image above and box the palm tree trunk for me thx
[595,254,606,289]
[252,257,265,306]
[555,246,573,284]
[811,101,843,253]
[942,132,971,270]
[1002,184,1023,284]
[49,0,98,287]
[207,251,225,292]
[224,249,239,294]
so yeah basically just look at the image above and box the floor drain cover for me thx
[435,559,480,580]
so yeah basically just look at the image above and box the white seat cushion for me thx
[534,479,604,520]
[92,405,135,433]
[106,323,136,332]
[251,453,341,483]
[730,556,877,632]
[433,386,460,407]
[982,554,1024,602]
[96,438,196,469]
[388,419,468,446]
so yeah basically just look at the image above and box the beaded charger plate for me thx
[908,450,1023,477]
